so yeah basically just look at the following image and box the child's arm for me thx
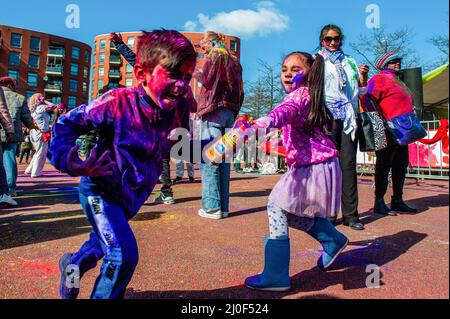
[253,90,305,129]
[48,92,117,176]
[110,32,136,66]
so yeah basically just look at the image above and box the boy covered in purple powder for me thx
[48,30,196,299]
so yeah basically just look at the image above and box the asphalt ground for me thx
[0,163,448,299]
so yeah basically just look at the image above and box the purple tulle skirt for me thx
[268,158,341,218]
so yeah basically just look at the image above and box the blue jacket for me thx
[48,85,190,218]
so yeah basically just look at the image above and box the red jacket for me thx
[363,69,414,120]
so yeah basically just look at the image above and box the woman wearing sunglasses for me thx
[318,24,369,231]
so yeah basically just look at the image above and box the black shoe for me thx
[172,176,183,184]
[390,198,418,213]
[342,219,365,231]
[374,198,398,216]
[189,176,195,183]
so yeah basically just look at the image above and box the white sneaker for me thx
[0,194,18,206]
[222,211,229,218]
[198,208,222,220]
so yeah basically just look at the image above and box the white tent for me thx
[423,63,449,119]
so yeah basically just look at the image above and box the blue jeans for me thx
[2,143,18,193]
[72,192,139,299]
[0,143,7,194]
[200,108,235,212]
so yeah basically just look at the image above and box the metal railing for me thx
[48,48,65,56]
[357,119,449,180]
[46,65,63,74]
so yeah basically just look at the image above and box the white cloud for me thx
[183,1,289,39]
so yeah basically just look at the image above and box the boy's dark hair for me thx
[137,29,197,72]
[283,52,332,136]
[0,76,17,91]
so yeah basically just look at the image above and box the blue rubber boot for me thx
[307,217,349,271]
[244,237,291,291]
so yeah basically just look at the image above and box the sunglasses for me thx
[388,59,402,64]
[323,36,341,43]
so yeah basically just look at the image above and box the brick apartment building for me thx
[91,31,240,100]
[0,25,91,108]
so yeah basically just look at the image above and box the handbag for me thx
[385,112,427,145]
[357,98,387,152]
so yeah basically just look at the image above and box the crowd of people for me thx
[0,24,422,299]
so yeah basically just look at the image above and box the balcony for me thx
[110,43,118,51]
[44,84,63,93]
[48,48,65,57]
[46,65,64,76]
[108,69,121,78]
[109,55,122,65]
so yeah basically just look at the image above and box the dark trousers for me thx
[19,149,32,164]
[159,157,172,197]
[331,120,359,222]
[375,137,409,200]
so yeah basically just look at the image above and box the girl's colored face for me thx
[143,59,196,111]
[322,29,342,52]
[37,95,45,103]
[281,54,310,94]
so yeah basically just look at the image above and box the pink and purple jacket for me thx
[48,85,190,218]
[266,86,339,168]
[363,69,414,120]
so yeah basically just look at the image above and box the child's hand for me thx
[66,145,115,177]
[252,116,272,130]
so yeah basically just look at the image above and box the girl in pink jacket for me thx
[245,52,349,291]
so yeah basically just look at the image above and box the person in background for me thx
[0,77,35,196]
[195,31,244,219]
[363,53,418,215]
[0,86,16,206]
[318,24,369,231]
[25,93,56,178]
[19,128,32,165]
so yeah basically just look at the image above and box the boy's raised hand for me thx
[66,144,115,177]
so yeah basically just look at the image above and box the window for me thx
[127,37,135,47]
[8,69,19,81]
[98,79,104,90]
[51,96,62,104]
[100,39,106,50]
[30,37,41,51]
[126,64,133,74]
[99,53,105,63]
[26,90,36,99]
[83,82,88,93]
[72,46,80,59]
[230,40,237,52]
[28,54,40,68]
[108,82,120,89]
[84,66,89,78]
[98,66,104,76]
[27,72,38,87]
[84,51,90,62]
[70,79,78,92]
[125,78,133,87]
[9,52,20,66]
[70,63,79,76]
[11,33,22,48]
[68,96,77,108]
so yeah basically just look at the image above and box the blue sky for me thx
[0,0,448,82]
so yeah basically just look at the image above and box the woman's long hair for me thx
[283,52,332,136]
[28,93,44,114]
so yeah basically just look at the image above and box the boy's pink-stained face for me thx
[142,59,196,111]
[281,54,310,94]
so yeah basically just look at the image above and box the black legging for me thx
[375,134,409,200]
